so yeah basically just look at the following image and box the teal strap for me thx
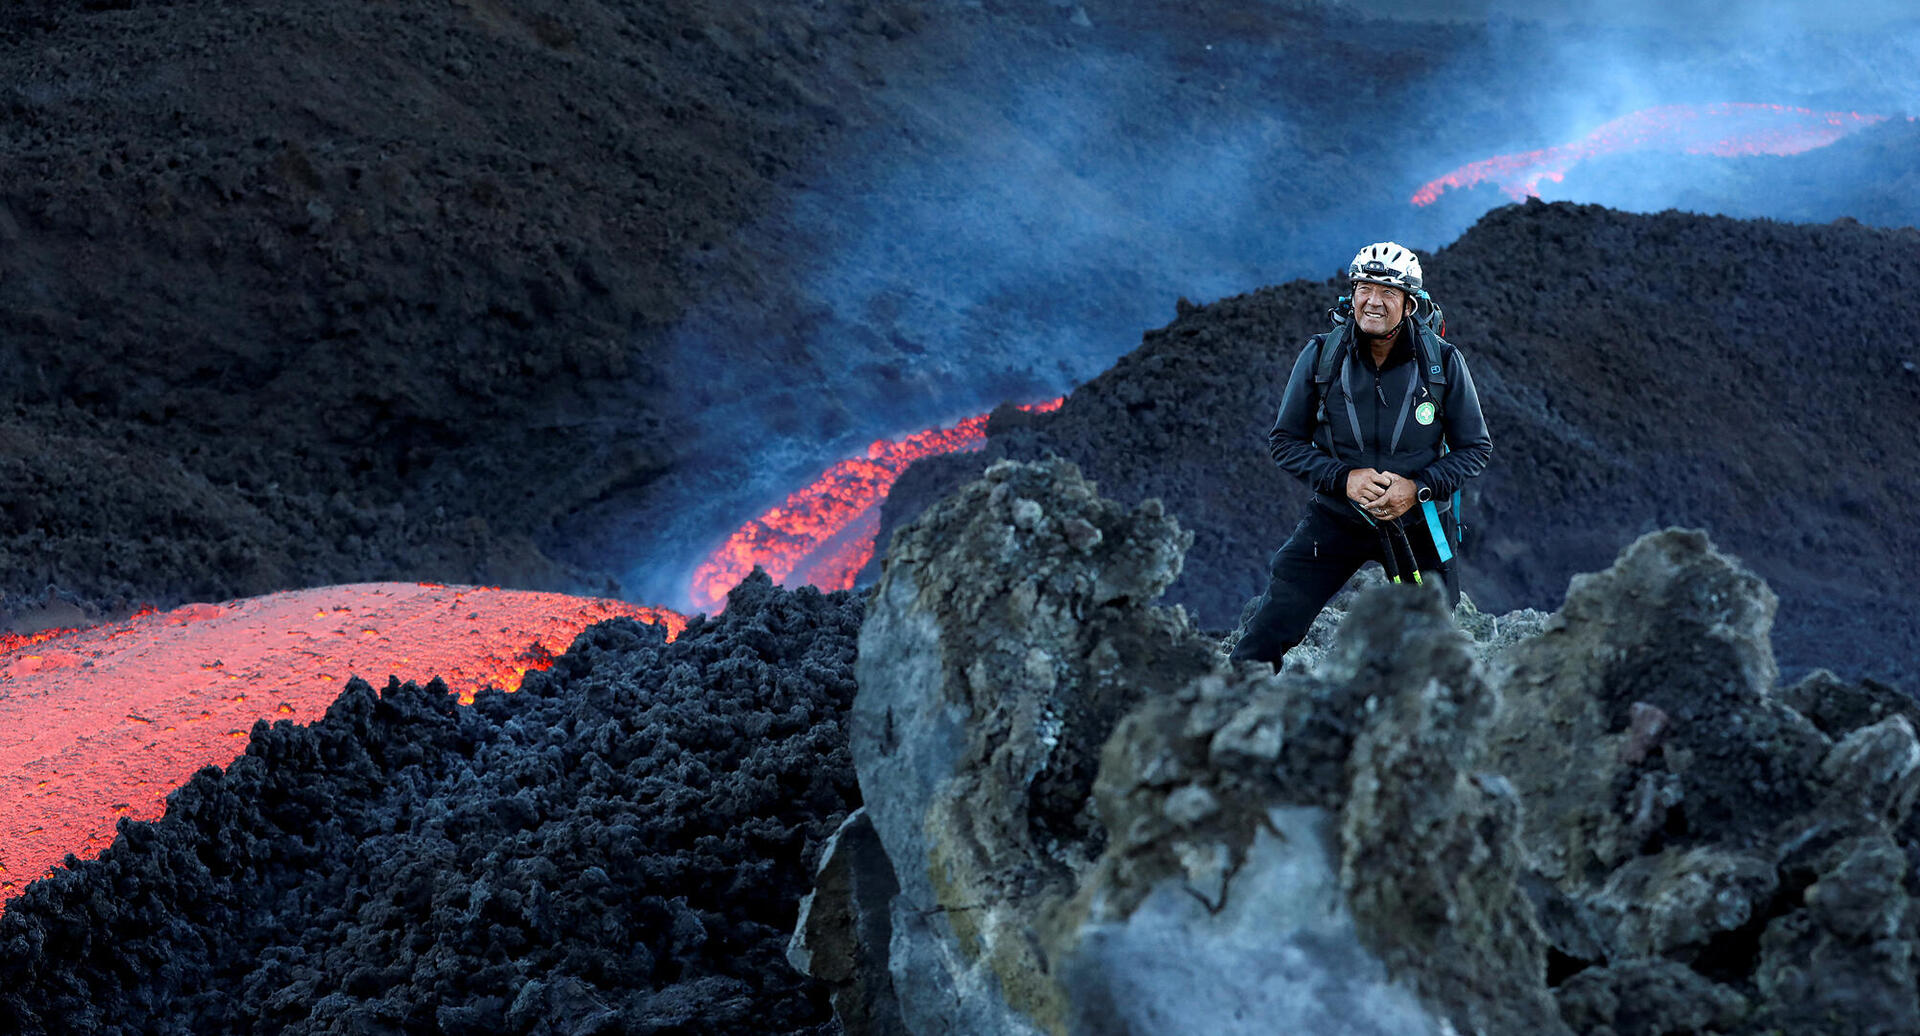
[1422,499,1454,564]
[1434,438,1463,557]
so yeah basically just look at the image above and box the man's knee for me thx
[1231,577,1328,665]
[1234,512,1365,666]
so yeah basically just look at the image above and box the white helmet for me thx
[1348,242,1423,296]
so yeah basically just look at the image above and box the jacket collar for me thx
[1356,321,1416,373]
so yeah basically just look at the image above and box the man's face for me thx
[1351,280,1407,338]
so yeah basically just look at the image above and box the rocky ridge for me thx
[804,457,1920,1034]
[872,200,1920,694]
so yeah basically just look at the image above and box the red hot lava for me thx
[2,396,1062,910]
[689,397,1065,612]
[0,584,682,908]
[1412,102,1896,206]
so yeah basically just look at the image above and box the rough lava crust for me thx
[0,576,862,1035]
[800,458,1920,1035]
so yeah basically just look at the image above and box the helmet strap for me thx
[1354,320,1405,352]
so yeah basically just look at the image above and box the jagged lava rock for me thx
[787,807,906,1035]
[1486,529,1920,1033]
[848,456,1217,1033]
[826,458,1561,1034]
[811,460,1920,1036]
[0,575,864,1036]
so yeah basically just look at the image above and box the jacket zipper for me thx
[1373,370,1386,467]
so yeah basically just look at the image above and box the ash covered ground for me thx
[0,0,910,612]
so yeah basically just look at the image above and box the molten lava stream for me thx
[1412,102,1897,207]
[689,397,1066,612]
[0,584,684,911]
[0,397,1062,911]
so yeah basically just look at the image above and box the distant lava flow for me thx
[689,397,1066,612]
[0,584,683,907]
[1412,102,1896,206]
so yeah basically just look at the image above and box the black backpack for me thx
[1309,292,1451,418]
[1306,291,1466,547]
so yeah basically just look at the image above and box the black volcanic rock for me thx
[0,0,914,608]
[873,200,1920,692]
[0,574,862,1036]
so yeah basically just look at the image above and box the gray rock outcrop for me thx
[846,456,1217,1034]
[795,459,1920,1035]
[787,808,905,1034]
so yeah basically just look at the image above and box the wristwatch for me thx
[1415,483,1434,503]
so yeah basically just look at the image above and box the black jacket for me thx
[1267,319,1492,516]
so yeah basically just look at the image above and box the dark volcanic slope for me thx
[0,575,861,1036]
[0,0,904,608]
[9,0,1917,623]
[879,200,1920,691]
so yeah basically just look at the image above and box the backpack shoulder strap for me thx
[1413,323,1451,392]
[1312,322,1350,387]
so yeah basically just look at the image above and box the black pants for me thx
[1230,501,1459,666]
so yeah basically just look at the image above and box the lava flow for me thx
[0,584,682,906]
[1412,102,1896,206]
[689,397,1065,612]
[1,396,1062,910]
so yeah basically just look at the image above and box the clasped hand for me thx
[1346,468,1416,521]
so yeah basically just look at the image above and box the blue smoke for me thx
[605,0,1919,608]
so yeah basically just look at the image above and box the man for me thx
[1230,242,1492,666]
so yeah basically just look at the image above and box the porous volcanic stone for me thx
[849,455,1214,1034]
[821,459,1920,1035]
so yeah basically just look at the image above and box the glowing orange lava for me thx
[689,397,1066,612]
[0,627,70,655]
[2,397,1064,910]
[0,584,683,909]
[1412,102,1898,207]
[0,605,159,656]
